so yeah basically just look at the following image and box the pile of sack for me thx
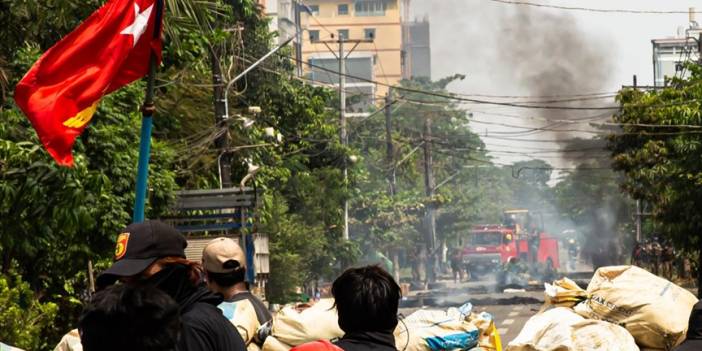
[261,299,344,351]
[394,303,502,351]
[507,265,698,351]
[259,299,502,351]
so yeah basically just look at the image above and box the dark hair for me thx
[206,266,247,288]
[331,265,401,333]
[79,284,181,351]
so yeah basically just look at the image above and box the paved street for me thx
[474,302,542,343]
[400,288,544,344]
[399,272,594,345]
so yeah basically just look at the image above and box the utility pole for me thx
[339,38,349,241]
[385,88,396,196]
[294,1,303,77]
[211,47,232,188]
[631,75,641,243]
[423,114,437,284]
[318,37,373,241]
[384,88,401,281]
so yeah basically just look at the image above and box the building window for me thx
[354,0,387,16]
[364,28,376,40]
[306,4,319,15]
[338,4,349,15]
[309,30,320,42]
[338,29,349,40]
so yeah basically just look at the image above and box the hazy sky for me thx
[408,0,702,171]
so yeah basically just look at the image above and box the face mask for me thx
[140,264,195,304]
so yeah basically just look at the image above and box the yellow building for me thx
[300,0,404,112]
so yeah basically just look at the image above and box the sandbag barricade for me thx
[535,266,697,350]
[394,303,502,351]
[574,266,697,350]
[262,299,343,351]
[507,307,639,351]
[261,300,501,351]
[543,277,588,309]
[53,330,82,351]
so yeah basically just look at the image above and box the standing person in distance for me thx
[96,220,246,351]
[202,237,272,345]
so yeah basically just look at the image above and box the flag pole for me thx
[133,0,163,223]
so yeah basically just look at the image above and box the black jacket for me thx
[334,331,396,351]
[178,286,247,351]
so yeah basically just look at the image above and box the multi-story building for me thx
[652,9,701,87]
[256,0,305,76]
[257,0,431,112]
[402,17,431,79]
[300,0,404,112]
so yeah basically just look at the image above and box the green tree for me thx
[349,76,505,278]
[609,64,702,295]
[0,273,58,350]
[1,43,178,345]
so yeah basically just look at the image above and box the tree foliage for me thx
[609,64,702,290]
[0,273,58,350]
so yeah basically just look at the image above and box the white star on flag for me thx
[120,2,154,47]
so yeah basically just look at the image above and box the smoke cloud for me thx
[495,5,617,163]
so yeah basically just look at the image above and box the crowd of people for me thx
[631,237,679,280]
[6,219,702,350]
[69,220,402,351]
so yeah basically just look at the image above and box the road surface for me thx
[399,274,593,345]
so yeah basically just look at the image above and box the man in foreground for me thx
[292,265,401,351]
[79,284,180,351]
[96,220,245,351]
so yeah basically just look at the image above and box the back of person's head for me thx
[79,284,181,351]
[331,265,401,333]
[202,237,247,288]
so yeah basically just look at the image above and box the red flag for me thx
[14,0,163,166]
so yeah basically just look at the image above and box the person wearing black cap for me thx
[95,220,246,351]
[673,300,702,351]
[79,284,181,351]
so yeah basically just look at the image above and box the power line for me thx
[298,0,335,35]
[451,91,620,99]
[282,52,702,111]
[486,0,702,14]
[399,98,702,130]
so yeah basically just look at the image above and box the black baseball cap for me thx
[96,220,187,287]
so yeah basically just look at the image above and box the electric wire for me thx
[485,0,702,14]
[281,52,702,111]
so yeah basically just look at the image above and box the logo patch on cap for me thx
[115,232,130,260]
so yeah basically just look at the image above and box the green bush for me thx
[0,274,58,350]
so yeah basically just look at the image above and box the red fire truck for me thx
[461,209,560,278]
